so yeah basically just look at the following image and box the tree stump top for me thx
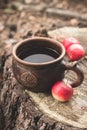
[1,27,87,130]
[26,27,87,129]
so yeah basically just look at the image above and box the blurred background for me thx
[0,0,87,56]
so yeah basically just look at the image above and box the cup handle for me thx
[64,62,84,88]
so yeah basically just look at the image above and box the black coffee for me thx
[21,47,59,63]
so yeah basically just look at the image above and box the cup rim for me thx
[12,37,65,66]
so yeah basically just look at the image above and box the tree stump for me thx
[1,27,87,130]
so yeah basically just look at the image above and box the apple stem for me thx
[65,79,69,86]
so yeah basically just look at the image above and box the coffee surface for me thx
[23,47,59,63]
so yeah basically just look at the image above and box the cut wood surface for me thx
[1,27,87,130]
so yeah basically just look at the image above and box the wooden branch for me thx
[46,8,87,21]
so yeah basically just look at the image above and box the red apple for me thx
[62,37,80,51]
[67,44,85,61]
[51,81,73,102]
